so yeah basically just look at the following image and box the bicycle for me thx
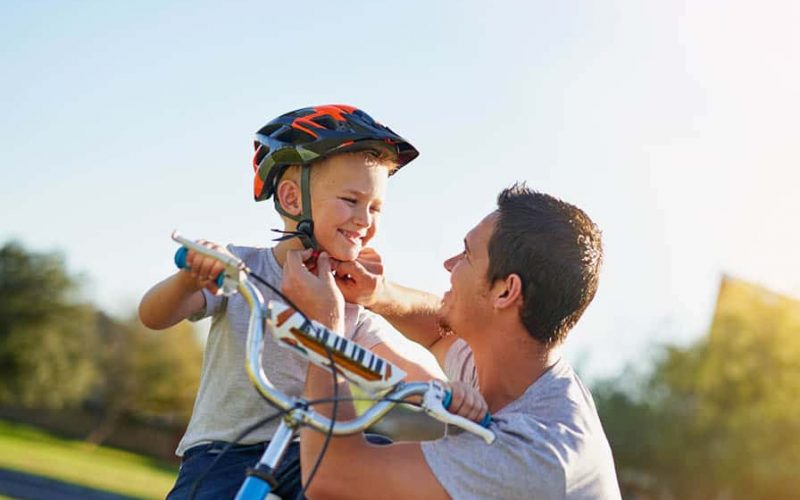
[171,231,495,500]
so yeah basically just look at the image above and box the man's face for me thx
[309,154,389,261]
[438,212,498,337]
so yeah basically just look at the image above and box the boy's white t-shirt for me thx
[177,244,388,456]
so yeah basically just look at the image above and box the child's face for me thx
[309,154,390,261]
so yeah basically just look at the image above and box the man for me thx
[282,183,621,499]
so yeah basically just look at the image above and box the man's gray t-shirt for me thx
[422,339,621,499]
[176,245,388,456]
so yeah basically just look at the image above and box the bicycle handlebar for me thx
[171,231,495,445]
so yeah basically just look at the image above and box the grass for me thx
[0,419,177,499]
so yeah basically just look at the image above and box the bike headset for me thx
[252,104,419,250]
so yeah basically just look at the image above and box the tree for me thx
[596,277,800,499]
[0,240,204,447]
[0,242,98,408]
[87,314,203,444]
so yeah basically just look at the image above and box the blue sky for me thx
[2,0,798,379]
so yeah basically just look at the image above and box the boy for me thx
[139,105,436,499]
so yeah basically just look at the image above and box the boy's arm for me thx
[139,241,228,329]
[138,272,206,329]
[370,341,442,382]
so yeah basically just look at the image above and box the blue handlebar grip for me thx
[174,247,224,287]
[174,247,189,269]
[443,389,493,429]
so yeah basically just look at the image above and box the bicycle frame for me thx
[172,232,494,500]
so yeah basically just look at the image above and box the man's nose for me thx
[443,255,457,272]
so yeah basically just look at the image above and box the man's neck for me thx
[471,331,557,413]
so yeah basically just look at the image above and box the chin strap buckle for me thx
[270,219,317,250]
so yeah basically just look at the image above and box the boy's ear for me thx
[493,273,523,310]
[275,179,303,216]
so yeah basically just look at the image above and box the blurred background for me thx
[1,1,798,498]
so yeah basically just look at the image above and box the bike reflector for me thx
[267,301,406,393]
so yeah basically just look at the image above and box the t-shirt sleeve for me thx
[186,244,241,321]
[187,288,225,321]
[349,308,390,350]
[444,339,478,388]
[420,417,566,500]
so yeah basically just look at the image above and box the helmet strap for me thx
[271,165,318,250]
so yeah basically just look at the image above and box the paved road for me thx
[0,468,138,500]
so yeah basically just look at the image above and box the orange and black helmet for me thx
[252,104,419,202]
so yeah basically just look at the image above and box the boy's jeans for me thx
[166,441,303,499]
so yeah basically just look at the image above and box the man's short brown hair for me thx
[487,183,603,346]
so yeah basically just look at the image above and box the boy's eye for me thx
[340,197,357,205]
[370,205,382,214]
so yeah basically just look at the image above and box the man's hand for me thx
[332,247,386,308]
[282,249,345,333]
[444,380,490,424]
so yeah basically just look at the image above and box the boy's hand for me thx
[332,247,386,308]
[444,380,490,424]
[183,240,231,295]
[283,249,345,333]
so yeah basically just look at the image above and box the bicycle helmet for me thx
[252,104,419,249]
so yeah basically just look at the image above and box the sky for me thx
[2,0,798,379]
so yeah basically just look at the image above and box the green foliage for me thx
[92,316,202,422]
[0,240,202,427]
[0,242,98,408]
[596,277,800,499]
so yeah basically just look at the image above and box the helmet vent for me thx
[275,127,314,143]
[258,123,282,137]
[312,116,338,130]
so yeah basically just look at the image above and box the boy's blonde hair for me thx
[277,145,399,188]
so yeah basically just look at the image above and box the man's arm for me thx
[348,279,458,369]
[300,365,450,500]
[283,249,484,498]
[334,249,456,367]
[367,281,442,348]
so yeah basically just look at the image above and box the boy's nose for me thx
[353,208,371,227]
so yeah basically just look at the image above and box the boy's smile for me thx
[308,153,390,261]
[338,228,366,245]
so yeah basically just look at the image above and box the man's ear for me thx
[493,274,523,310]
[275,179,302,216]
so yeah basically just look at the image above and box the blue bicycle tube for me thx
[174,247,224,287]
[234,476,271,500]
[443,389,493,428]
